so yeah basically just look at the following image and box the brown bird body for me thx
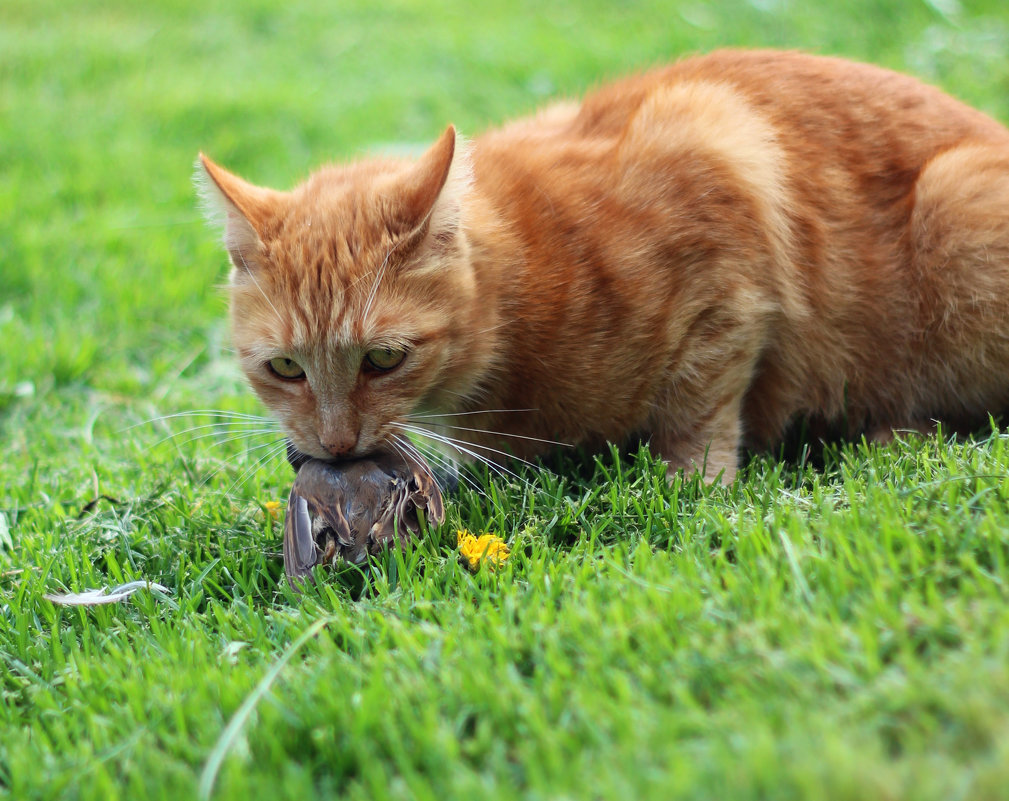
[283,449,444,584]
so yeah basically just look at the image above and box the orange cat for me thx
[198,49,1009,484]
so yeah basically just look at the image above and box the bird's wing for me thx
[283,490,318,583]
[389,448,444,526]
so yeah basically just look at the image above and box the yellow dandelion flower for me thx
[264,500,282,520]
[457,529,511,570]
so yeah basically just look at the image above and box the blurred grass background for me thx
[3,1,1009,799]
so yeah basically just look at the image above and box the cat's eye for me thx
[363,347,407,373]
[267,357,306,380]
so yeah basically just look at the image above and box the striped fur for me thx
[199,49,1009,482]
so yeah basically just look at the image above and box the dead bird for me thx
[282,448,444,584]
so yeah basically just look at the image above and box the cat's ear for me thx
[195,154,282,270]
[390,125,471,242]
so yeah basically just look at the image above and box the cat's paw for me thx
[651,435,739,486]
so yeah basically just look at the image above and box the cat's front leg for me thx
[648,394,744,485]
[645,328,762,485]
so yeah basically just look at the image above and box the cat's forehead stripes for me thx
[278,264,414,355]
[254,218,399,347]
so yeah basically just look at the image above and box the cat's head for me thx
[197,126,485,463]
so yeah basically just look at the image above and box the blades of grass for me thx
[198,615,333,800]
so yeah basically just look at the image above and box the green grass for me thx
[4,0,1009,798]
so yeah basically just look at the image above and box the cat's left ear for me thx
[195,154,284,271]
[390,125,471,243]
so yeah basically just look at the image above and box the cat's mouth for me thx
[284,440,388,472]
[285,441,312,472]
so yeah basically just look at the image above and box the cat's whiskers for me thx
[397,423,535,487]
[181,428,286,451]
[362,238,408,326]
[131,408,290,500]
[127,409,277,432]
[430,384,497,409]
[386,434,448,495]
[150,421,282,446]
[133,410,282,452]
[390,432,486,496]
[221,438,291,499]
[405,416,570,449]
[471,320,513,337]
[399,422,528,464]
[153,409,274,420]
[389,429,458,480]
[407,408,537,419]
[187,436,289,498]
[157,420,280,434]
[386,434,419,473]
[236,243,285,326]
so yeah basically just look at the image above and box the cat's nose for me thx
[321,432,359,458]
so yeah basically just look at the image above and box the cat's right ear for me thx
[195,154,280,272]
[388,125,472,245]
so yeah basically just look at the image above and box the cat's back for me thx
[474,49,1009,231]
[465,48,1009,453]
[574,49,1007,149]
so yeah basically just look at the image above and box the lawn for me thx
[3,0,1009,798]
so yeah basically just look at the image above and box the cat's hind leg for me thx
[909,141,1009,420]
